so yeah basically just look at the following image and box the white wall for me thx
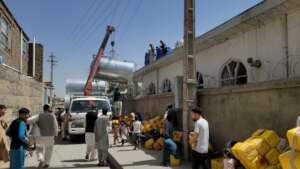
[158,60,183,93]
[195,14,291,87]
[140,7,300,93]
[142,70,157,94]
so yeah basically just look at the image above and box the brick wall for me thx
[0,1,29,74]
[28,43,43,82]
[0,64,43,122]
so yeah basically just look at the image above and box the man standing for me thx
[113,87,123,117]
[61,109,71,140]
[94,108,109,166]
[32,105,58,168]
[0,105,9,163]
[163,104,177,128]
[190,107,209,169]
[85,108,98,161]
[161,115,177,166]
[6,108,31,169]
[297,115,300,127]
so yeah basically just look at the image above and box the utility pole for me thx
[47,53,58,108]
[182,0,196,160]
[47,53,58,85]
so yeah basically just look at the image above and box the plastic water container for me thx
[0,55,3,64]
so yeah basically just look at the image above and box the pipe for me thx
[33,36,36,77]
[20,31,23,73]
[283,13,289,78]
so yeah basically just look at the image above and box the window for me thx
[148,83,156,95]
[162,78,172,93]
[221,60,247,86]
[70,100,111,113]
[196,72,204,89]
[22,37,28,57]
[0,17,9,49]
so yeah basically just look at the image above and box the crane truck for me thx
[63,26,115,141]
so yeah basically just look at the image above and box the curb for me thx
[108,152,123,169]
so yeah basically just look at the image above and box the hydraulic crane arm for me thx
[84,25,115,96]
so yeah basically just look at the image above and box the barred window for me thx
[196,72,204,89]
[148,83,156,95]
[0,17,9,49]
[22,37,28,57]
[162,79,172,93]
[221,60,247,86]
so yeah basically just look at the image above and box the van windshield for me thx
[70,100,110,113]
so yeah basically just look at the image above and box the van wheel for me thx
[69,135,76,142]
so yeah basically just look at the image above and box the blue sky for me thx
[5,0,262,97]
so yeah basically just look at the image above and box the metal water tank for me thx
[65,79,107,95]
[64,79,108,109]
[94,57,135,83]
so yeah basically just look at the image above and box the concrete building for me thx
[134,0,300,95]
[128,0,300,148]
[0,1,43,119]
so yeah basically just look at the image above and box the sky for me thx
[5,0,262,97]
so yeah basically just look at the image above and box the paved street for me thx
[2,140,110,169]
[108,134,190,169]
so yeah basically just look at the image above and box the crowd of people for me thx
[0,103,212,169]
[145,40,173,66]
[0,104,111,169]
[2,102,299,169]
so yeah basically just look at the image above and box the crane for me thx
[84,25,115,96]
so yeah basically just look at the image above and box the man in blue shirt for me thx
[6,108,31,169]
[161,114,177,166]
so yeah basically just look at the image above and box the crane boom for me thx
[84,25,115,96]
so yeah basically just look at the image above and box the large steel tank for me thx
[65,79,107,95]
[94,57,135,83]
[64,79,107,108]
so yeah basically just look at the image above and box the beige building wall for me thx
[288,9,300,77]
[195,15,287,87]
[136,3,300,93]
[198,79,300,148]
[158,60,183,93]
[141,70,157,94]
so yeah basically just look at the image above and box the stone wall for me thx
[124,93,175,117]
[197,78,300,148]
[0,64,43,121]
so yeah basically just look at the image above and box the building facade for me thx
[128,0,300,148]
[0,1,43,118]
[134,0,300,96]
[0,0,30,74]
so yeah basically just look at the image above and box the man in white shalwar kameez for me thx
[94,108,109,166]
[28,105,58,168]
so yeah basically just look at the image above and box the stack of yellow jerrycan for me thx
[211,158,223,169]
[279,127,300,169]
[232,129,282,169]
[170,154,181,167]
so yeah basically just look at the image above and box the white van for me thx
[67,96,112,139]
